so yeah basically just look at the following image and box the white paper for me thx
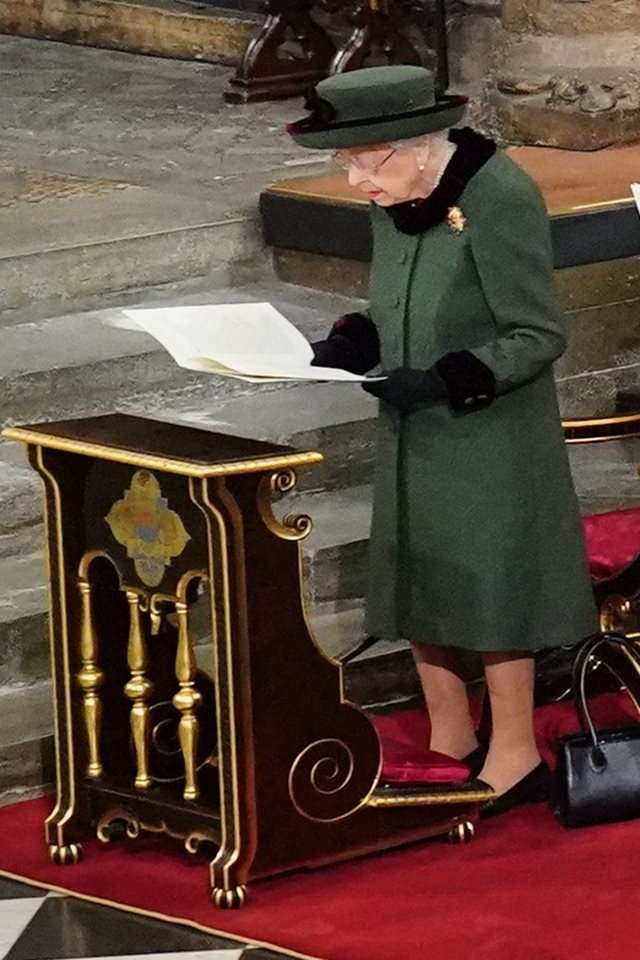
[631,182,640,216]
[123,303,384,383]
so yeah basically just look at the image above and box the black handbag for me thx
[555,631,640,829]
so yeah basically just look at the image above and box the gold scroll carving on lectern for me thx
[257,469,313,541]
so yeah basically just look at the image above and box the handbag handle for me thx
[572,632,640,768]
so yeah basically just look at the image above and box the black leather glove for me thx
[311,312,380,375]
[311,335,363,374]
[436,350,496,412]
[362,367,447,412]
[362,351,496,414]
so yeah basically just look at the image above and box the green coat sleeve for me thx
[467,176,566,394]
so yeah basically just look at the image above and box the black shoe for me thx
[479,761,553,819]
[462,743,489,779]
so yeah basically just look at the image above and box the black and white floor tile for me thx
[0,877,289,960]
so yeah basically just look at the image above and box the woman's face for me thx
[334,143,430,206]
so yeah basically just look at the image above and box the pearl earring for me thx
[418,163,425,172]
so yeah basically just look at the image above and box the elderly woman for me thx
[287,65,597,816]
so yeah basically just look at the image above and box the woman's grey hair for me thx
[389,131,450,151]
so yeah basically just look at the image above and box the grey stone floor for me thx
[0,34,324,214]
[0,27,484,229]
[0,35,331,312]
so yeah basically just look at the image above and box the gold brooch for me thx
[447,206,467,233]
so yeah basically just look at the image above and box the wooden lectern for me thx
[4,414,492,908]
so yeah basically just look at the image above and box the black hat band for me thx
[287,94,468,136]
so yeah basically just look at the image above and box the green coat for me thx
[364,151,598,652]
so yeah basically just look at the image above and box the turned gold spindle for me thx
[124,591,153,790]
[172,599,202,801]
[150,606,162,636]
[77,579,105,778]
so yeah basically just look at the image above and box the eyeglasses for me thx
[332,147,396,175]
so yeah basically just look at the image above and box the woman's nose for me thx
[347,164,367,187]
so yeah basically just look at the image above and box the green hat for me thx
[287,65,467,150]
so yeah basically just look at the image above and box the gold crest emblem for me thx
[106,470,190,587]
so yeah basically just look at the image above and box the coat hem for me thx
[365,622,600,654]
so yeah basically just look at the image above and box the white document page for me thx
[632,182,640,216]
[123,303,381,383]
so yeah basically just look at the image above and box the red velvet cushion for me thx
[380,737,470,785]
[582,508,640,583]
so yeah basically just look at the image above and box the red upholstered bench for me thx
[379,740,470,786]
[583,508,640,584]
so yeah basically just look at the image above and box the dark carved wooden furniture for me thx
[225,0,337,104]
[329,0,421,78]
[225,0,448,103]
[5,414,491,908]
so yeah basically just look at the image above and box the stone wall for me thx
[486,0,640,147]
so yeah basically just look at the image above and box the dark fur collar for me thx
[383,127,496,235]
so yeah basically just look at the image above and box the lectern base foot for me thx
[49,843,84,865]
[448,820,475,845]
[212,885,248,910]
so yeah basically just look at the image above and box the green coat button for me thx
[399,251,407,264]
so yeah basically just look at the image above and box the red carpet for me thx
[2,694,640,960]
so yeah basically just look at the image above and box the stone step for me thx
[161,380,378,492]
[1,280,365,426]
[0,449,46,662]
[0,549,48,626]
[570,439,640,515]
[1,308,231,426]
[0,680,55,803]
[0,182,270,317]
[0,0,259,68]
[0,451,42,536]
[0,37,326,319]
[310,601,419,710]
[297,484,372,605]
